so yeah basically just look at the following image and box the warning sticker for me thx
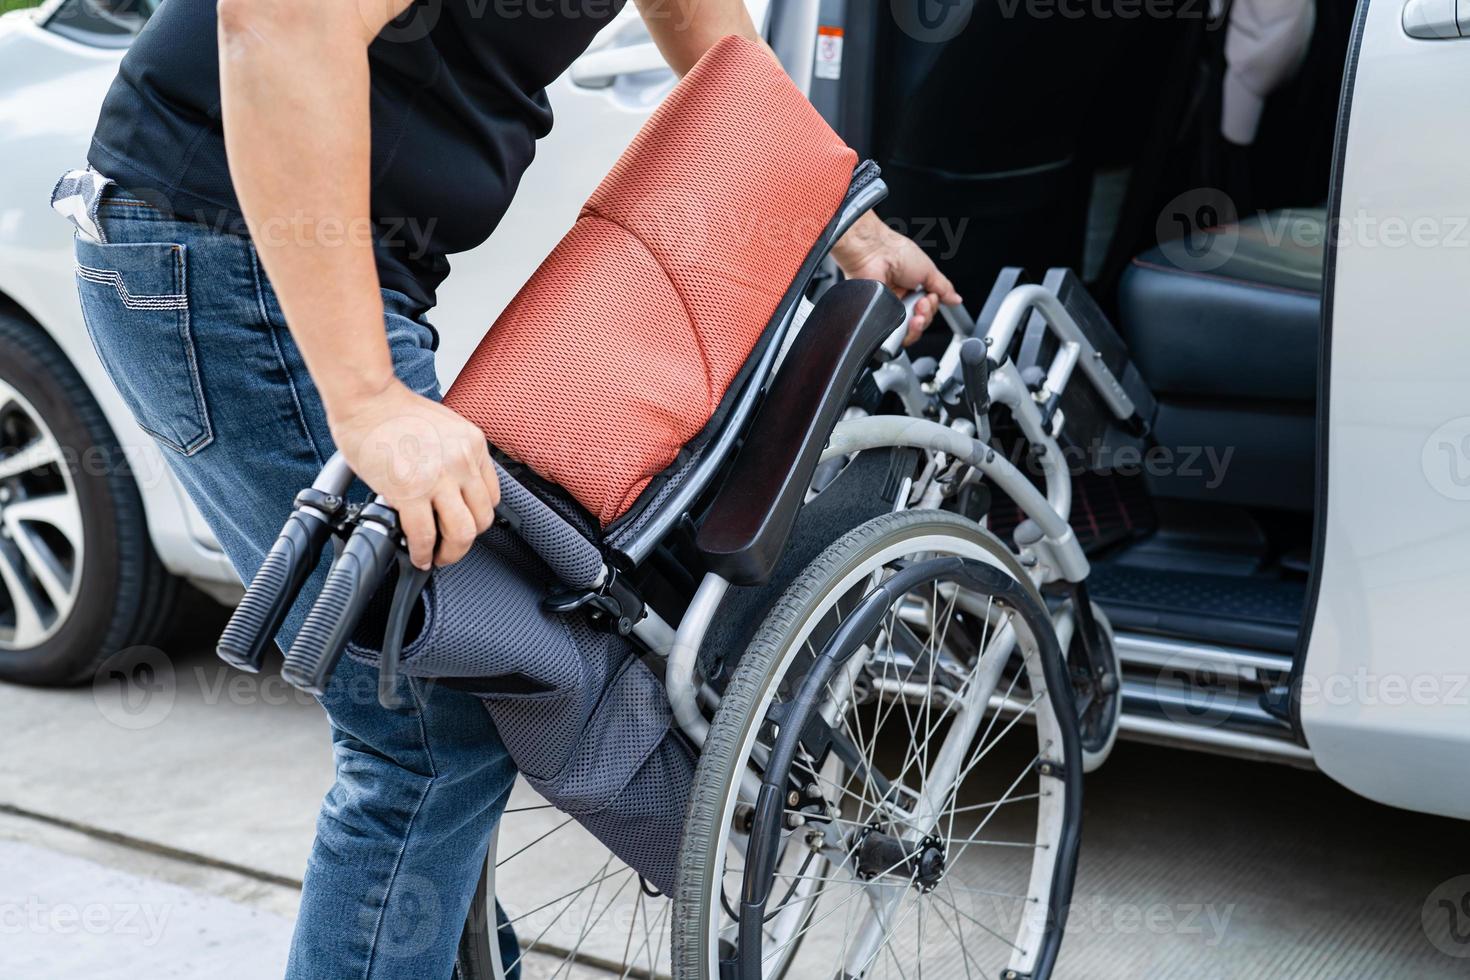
[814,25,843,81]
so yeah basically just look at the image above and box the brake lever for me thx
[378,553,431,709]
[959,336,993,444]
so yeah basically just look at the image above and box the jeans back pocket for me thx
[75,237,213,456]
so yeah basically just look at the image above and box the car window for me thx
[43,0,159,47]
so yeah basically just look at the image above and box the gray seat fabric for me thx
[347,524,693,894]
[1117,207,1325,510]
[1119,207,1324,402]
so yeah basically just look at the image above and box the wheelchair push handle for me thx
[277,475,603,704]
[225,448,606,706]
[216,488,341,673]
[879,290,977,360]
[280,499,403,697]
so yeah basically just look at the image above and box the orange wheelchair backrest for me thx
[442,35,858,526]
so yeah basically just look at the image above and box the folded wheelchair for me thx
[217,36,1152,980]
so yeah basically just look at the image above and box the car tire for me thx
[0,307,178,686]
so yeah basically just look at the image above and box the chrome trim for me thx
[1118,714,1315,767]
[0,378,85,651]
[768,0,820,95]
[988,692,1314,767]
[1114,631,1293,683]
[1119,676,1286,734]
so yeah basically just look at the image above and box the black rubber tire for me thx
[671,510,1039,979]
[1075,602,1120,772]
[454,863,520,980]
[0,308,178,686]
[455,863,497,980]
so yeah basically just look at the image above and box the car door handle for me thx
[1402,0,1468,38]
[570,41,668,88]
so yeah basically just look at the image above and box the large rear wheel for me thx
[454,781,679,979]
[673,510,1084,979]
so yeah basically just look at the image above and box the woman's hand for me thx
[832,212,962,345]
[327,381,500,570]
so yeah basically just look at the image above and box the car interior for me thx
[836,0,1355,745]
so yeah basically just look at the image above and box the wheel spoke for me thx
[929,898,987,980]
[0,541,49,647]
[942,792,1041,817]
[930,887,1025,953]
[848,882,925,978]
[491,779,673,978]
[0,433,62,481]
[554,861,636,977]
[495,816,576,868]
[500,860,629,929]
[5,517,74,609]
[5,492,84,554]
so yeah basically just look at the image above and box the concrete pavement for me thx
[1,602,1468,978]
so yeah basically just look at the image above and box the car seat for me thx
[1118,206,1325,509]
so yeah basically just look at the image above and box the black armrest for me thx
[696,279,905,585]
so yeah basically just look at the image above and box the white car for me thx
[1,0,1467,827]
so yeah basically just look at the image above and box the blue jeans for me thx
[70,183,519,979]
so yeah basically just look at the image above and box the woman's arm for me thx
[217,0,499,570]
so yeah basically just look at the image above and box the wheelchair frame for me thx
[474,254,1138,980]
[657,277,1132,752]
[217,171,1138,979]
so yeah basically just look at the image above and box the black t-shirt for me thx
[88,0,626,308]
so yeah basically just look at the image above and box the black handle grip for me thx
[281,517,399,696]
[959,337,991,418]
[217,504,334,672]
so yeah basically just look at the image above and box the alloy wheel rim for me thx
[0,378,84,651]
